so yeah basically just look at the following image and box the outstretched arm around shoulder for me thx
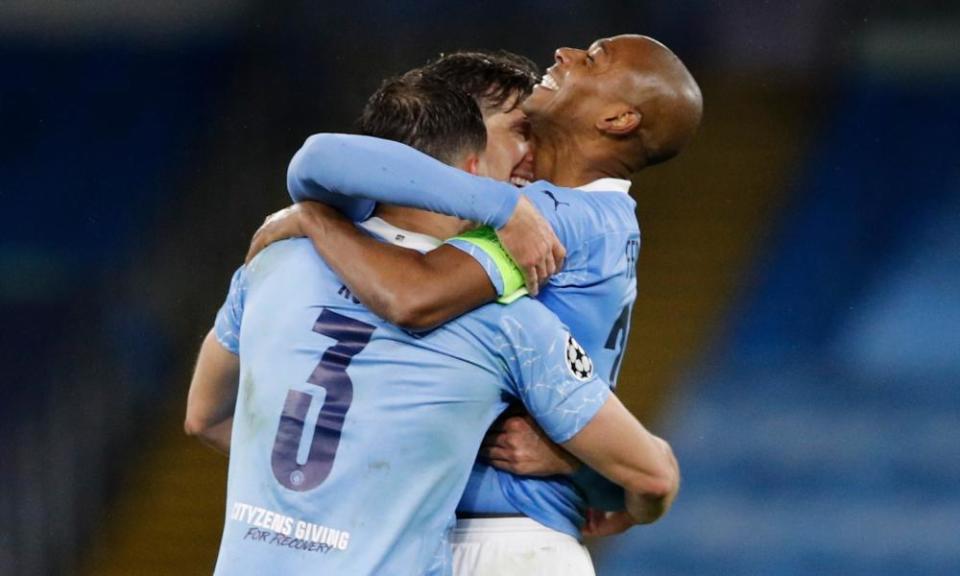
[246,199,563,330]
[247,202,498,331]
[286,133,564,294]
[287,133,519,226]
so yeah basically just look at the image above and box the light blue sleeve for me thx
[498,302,612,444]
[445,238,506,296]
[287,133,521,228]
[213,266,246,355]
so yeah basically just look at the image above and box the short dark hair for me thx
[358,74,487,166]
[417,49,540,113]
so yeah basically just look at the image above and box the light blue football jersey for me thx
[287,134,640,536]
[211,238,610,575]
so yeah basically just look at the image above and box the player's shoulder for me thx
[243,237,332,289]
[461,296,565,339]
[248,237,319,266]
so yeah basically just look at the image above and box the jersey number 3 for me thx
[270,309,375,491]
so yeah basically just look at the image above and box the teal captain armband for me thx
[452,226,528,304]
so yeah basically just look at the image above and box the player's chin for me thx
[521,88,551,114]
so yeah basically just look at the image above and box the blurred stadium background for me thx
[2,1,958,574]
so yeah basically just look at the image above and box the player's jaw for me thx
[524,63,564,115]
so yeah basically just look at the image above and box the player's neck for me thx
[533,131,630,188]
[373,205,467,240]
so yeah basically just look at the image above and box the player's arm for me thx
[508,314,679,527]
[287,133,563,291]
[288,133,520,227]
[508,386,678,525]
[491,366,677,525]
[184,329,238,455]
[482,402,645,530]
[561,395,679,525]
[246,202,497,330]
[184,266,246,454]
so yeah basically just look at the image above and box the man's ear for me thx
[463,152,482,176]
[596,106,641,136]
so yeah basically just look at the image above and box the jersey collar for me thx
[576,178,632,194]
[358,217,441,253]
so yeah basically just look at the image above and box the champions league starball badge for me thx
[566,335,594,381]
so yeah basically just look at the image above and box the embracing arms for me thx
[288,133,521,227]
[485,395,679,528]
[247,203,498,330]
[285,133,565,295]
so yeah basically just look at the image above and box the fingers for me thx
[488,458,522,474]
[487,456,539,476]
[536,252,553,289]
[530,230,563,293]
[245,225,273,264]
[525,265,540,296]
[581,508,602,537]
[245,234,261,264]
[524,241,553,296]
[582,511,635,538]
[245,205,311,264]
[552,240,566,272]
[479,446,511,462]
[499,196,565,296]
[543,245,557,278]
[480,432,504,451]
[502,415,533,433]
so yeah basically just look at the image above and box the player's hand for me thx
[480,414,580,477]
[497,196,565,296]
[245,204,307,264]
[581,509,635,538]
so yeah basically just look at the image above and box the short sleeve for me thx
[498,304,612,443]
[213,266,247,355]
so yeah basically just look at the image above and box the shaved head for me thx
[523,34,702,180]
[619,35,702,166]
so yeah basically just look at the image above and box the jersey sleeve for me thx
[445,226,528,303]
[498,303,612,444]
[213,266,247,355]
[287,133,521,228]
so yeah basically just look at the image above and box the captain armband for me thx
[451,226,528,304]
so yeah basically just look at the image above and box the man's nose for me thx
[554,47,578,65]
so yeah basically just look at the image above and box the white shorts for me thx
[451,517,595,576]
